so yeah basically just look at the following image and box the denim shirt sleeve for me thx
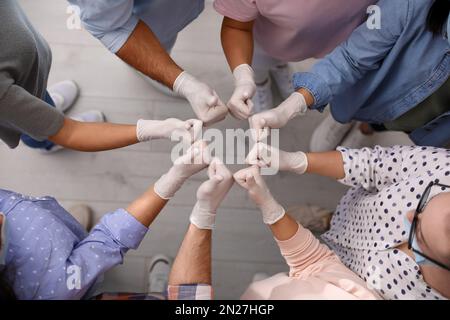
[68,0,139,53]
[43,208,148,300]
[293,0,410,110]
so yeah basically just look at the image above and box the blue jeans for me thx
[21,92,56,150]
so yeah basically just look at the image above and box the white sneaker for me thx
[340,122,373,149]
[48,80,79,113]
[309,112,355,152]
[252,77,273,114]
[40,110,106,154]
[270,64,294,100]
[148,255,172,294]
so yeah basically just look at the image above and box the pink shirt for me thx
[241,224,381,300]
[214,0,376,62]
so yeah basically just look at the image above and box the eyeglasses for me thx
[408,181,450,271]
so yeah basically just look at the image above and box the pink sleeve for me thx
[213,0,259,22]
[276,223,338,277]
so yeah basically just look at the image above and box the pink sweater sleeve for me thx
[276,223,338,277]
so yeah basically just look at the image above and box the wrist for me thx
[173,71,196,97]
[286,151,308,175]
[233,64,255,85]
[190,202,216,230]
[261,200,286,225]
[285,92,308,121]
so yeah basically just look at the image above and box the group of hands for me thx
[135,64,310,158]
[133,63,311,229]
[136,117,309,229]
[154,139,291,229]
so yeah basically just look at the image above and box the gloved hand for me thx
[190,158,234,230]
[233,166,286,225]
[227,64,256,120]
[136,118,203,144]
[246,142,308,175]
[154,140,211,199]
[174,71,228,126]
[249,92,307,141]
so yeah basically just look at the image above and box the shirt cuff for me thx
[275,223,311,256]
[336,146,355,185]
[167,284,213,300]
[97,15,140,53]
[100,208,148,250]
[293,72,332,112]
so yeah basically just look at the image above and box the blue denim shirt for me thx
[0,189,148,300]
[68,0,205,53]
[293,0,450,146]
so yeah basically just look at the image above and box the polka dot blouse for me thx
[322,145,450,300]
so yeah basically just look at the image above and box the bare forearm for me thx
[221,17,254,71]
[126,186,168,227]
[269,214,299,241]
[49,118,138,152]
[169,224,212,286]
[306,151,345,180]
[117,20,183,89]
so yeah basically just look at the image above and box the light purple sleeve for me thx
[213,0,259,22]
[42,208,148,300]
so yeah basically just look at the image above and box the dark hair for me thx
[0,270,16,300]
[427,0,450,35]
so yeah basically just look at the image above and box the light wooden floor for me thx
[0,0,412,299]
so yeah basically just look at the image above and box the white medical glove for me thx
[249,92,307,141]
[136,118,203,144]
[246,143,308,175]
[190,158,234,230]
[154,140,211,199]
[174,71,229,126]
[233,166,286,225]
[227,64,256,120]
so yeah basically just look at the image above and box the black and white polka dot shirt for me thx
[322,145,450,300]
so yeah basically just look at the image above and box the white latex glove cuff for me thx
[233,64,255,86]
[260,199,286,225]
[173,71,195,97]
[190,202,216,230]
[284,92,308,121]
[154,167,187,200]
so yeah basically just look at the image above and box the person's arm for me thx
[336,145,450,191]
[293,0,409,110]
[40,144,210,299]
[248,0,408,137]
[49,118,202,152]
[234,167,337,275]
[168,158,234,300]
[221,17,254,71]
[168,224,212,288]
[246,143,345,180]
[116,20,183,89]
[69,0,227,125]
[49,118,137,152]
[220,18,256,120]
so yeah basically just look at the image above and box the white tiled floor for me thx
[0,0,413,299]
